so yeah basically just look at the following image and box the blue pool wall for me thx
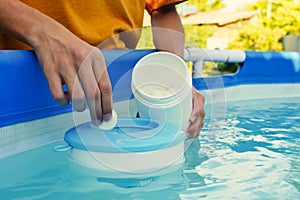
[0,50,300,127]
[193,51,300,90]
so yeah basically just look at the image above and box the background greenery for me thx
[228,0,300,51]
[137,0,300,75]
[137,0,224,49]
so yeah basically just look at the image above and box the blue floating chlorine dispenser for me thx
[58,118,186,175]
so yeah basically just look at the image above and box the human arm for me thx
[150,3,205,138]
[0,0,112,124]
[150,3,185,57]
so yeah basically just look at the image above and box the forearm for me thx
[0,0,42,47]
[0,0,72,49]
[150,4,185,57]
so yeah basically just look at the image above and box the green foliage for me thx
[249,0,300,34]
[137,25,215,49]
[136,27,155,49]
[201,62,239,76]
[186,0,225,11]
[229,0,300,51]
[184,25,215,48]
[182,0,225,47]
[228,22,286,51]
[217,62,239,74]
[208,0,225,11]
[137,0,226,76]
[137,0,224,49]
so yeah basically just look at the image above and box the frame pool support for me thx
[184,47,246,78]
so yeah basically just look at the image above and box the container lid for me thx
[64,118,185,153]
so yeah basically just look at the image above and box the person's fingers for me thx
[186,119,204,138]
[99,74,112,121]
[36,44,112,126]
[78,60,102,125]
[186,114,204,138]
[192,88,205,118]
[92,49,112,121]
[186,121,197,138]
[87,88,102,125]
[186,87,206,138]
[63,69,86,112]
[43,65,70,106]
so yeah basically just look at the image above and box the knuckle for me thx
[201,109,206,118]
[199,121,204,128]
[100,83,112,95]
[84,84,99,97]
[200,94,205,102]
[196,91,205,102]
[194,89,205,101]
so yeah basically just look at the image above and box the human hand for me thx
[31,20,112,125]
[186,87,205,138]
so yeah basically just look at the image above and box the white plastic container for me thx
[132,52,192,130]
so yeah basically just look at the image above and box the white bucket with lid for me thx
[131,52,192,130]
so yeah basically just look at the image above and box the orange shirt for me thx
[0,0,184,50]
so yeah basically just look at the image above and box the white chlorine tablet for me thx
[97,110,118,130]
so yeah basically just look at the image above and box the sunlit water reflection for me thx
[0,97,299,199]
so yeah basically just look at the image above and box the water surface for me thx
[0,97,299,199]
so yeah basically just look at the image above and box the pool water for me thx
[0,97,299,199]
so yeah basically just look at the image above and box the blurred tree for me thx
[228,0,300,51]
[181,0,226,75]
[137,0,225,49]
[181,0,226,76]
[136,0,227,76]
[187,0,225,11]
[182,0,225,47]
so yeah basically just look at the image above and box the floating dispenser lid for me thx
[64,118,185,153]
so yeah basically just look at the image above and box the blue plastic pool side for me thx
[193,51,300,90]
[0,50,300,127]
[0,50,154,127]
